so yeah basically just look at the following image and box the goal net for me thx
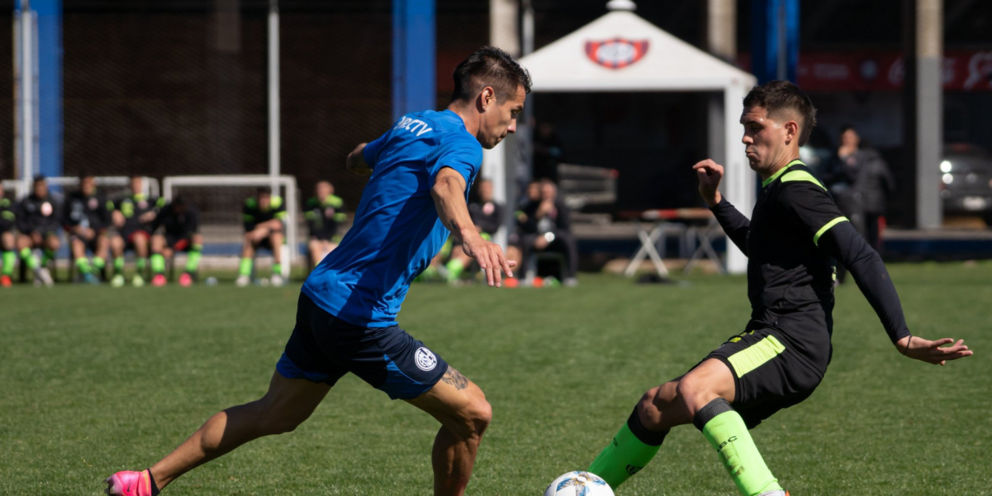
[162,175,301,278]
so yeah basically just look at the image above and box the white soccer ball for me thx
[544,471,614,496]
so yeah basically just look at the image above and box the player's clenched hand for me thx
[693,159,724,207]
[462,235,515,287]
[897,336,973,365]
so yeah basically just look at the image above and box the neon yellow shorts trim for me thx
[726,335,786,377]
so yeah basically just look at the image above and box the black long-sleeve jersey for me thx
[153,203,200,238]
[64,191,112,231]
[711,159,910,375]
[243,196,287,232]
[115,194,164,235]
[17,194,61,234]
[304,195,345,239]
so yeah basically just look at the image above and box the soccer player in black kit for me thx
[64,174,112,284]
[0,187,17,287]
[111,176,163,287]
[149,196,203,287]
[304,180,346,268]
[236,188,287,287]
[16,176,60,286]
[586,81,973,496]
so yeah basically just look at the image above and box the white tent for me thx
[484,2,757,273]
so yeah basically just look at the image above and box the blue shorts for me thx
[276,293,448,400]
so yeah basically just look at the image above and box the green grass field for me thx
[1,263,990,495]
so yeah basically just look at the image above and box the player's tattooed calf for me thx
[441,367,469,390]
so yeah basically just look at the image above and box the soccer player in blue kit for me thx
[105,46,530,496]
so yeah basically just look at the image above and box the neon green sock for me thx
[2,251,14,275]
[239,257,253,276]
[113,256,125,275]
[150,254,166,274]
[588,410,666,489]
[272,263,282,276]
[185,245,202,273]
[41,249,55,266]
[93,257,106,270]
[698,399,782,496]
[21,248,39,270]
[75,257,92,274]
[445,258,465,282]
[136,257,147,272]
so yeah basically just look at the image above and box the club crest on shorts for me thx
[585,38,649,69]
[415,347,437,371]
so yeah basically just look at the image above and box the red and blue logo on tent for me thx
[585,39,649,69]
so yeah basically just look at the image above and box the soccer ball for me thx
[543,471,614,496]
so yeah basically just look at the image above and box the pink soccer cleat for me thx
[178,272,193,287]
[151,274,167,287]
[104,470,154,496]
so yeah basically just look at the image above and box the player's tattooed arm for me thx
[441,367,469,390]
[433,166,515,286]
[431,168,476,245]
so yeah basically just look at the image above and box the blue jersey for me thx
[302,109,482,327]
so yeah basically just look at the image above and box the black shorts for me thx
[22,227,59,239]
[700,327,825,429]
[276,293,449,400]
[165,234,194,252]
[309,231,337,242]
[252,234,280,251]
[71,230,104,252]
[120,229,151,250]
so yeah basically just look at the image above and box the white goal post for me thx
[162,174,300,277]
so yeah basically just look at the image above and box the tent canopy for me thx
[504,5,757,273]
[517,8,755,93]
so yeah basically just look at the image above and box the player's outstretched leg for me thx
[589,359,786,496]
[677,359,784,495]
[106,371,329,495]
[406,366,492,496]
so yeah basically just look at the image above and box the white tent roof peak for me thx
[606,0,636,11]
[518,10,756,92]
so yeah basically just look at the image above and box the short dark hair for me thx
[451,46,532,103]
[33,175,46,184]
[743,80,817,146]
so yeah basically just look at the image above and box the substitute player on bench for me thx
[149,196,203,287]
[16,176,59,286]
[105,45,528,496]
[586,81,973,496]
[0,187,17,287]
[236,188,287,287]
[64,174,112,284]
[304,180,346,267]
[111,176,163,287]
